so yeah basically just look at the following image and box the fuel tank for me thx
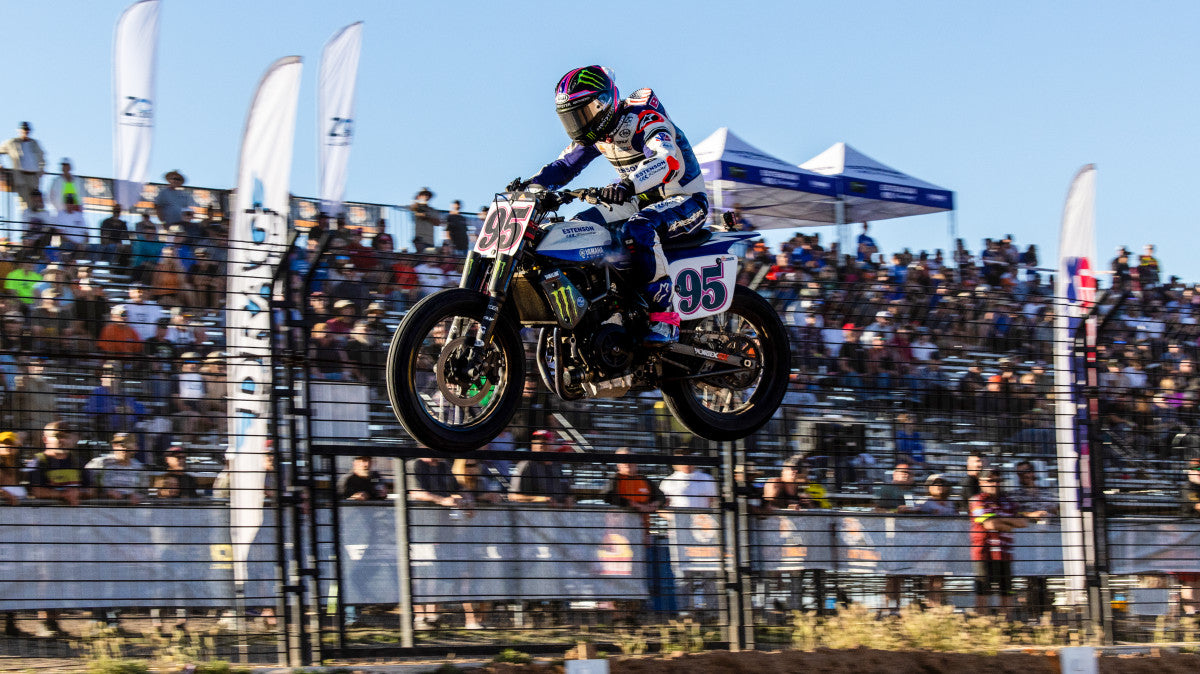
[534,221,619,263]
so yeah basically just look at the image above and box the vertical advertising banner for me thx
[1053,164,1097,605]
[227,56,303,586]
[318,22,363,217]
[112,0,160,209]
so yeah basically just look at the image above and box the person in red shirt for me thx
[968,469,1029,616]
[388,252,419,311]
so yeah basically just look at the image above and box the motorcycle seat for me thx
[662,227,713,251]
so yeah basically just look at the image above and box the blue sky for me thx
[5,1,1199,279]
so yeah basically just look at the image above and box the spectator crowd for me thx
[5,119,1200,635]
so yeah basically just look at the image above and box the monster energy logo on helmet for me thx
[574,67,606,90]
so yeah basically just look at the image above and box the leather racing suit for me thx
[529,88,708,332]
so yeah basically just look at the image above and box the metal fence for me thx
[0,173,1198,667]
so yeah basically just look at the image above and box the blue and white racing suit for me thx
[529,88,708,314]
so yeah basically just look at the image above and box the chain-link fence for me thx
[1,173,1197,667]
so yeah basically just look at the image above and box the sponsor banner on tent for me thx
[703,161,837,194]
[112,0,160,209]
[838,177,953,210]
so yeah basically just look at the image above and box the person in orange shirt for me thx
[97,305,142,355]
[603,447,666,533]
[602,447,667,624]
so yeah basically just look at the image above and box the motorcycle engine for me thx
[578,316,636,398]
[590,323,634,373]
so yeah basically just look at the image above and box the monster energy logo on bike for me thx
[549,284,582,327]
[575,68,606,90]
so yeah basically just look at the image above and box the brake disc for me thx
[434,336,494,406]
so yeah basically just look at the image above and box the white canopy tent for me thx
[798,142,956,249]
[799,142,955,222]
[694,127,838,230]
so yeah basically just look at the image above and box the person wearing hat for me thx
[0,431,25,505]
[509,430,574,506]
[325,298,357,335]
[47,157,83,214]
[895,473,959,607]
[18,187,53,245]
[98,304,143,354]
[122,283,166,341]
[29,287,68,352]
[861,309,894,345]
[763,455,830,510]
[363,232,396,287]
[410,187,440,253]
[190,245,223,313]
[54,192,90,248]
[84,433,147,504]
[11,358,55,448]
[129,212,165,282]
[444,199,470,254]
[98,203,130,266]
[1,122,45,208]
[908,474,958,516]
[837,322,867,391]
[969,468,1028,616]
[4,255,42,305]
[29,421,89,505]
[327,259,370,317]
[154,169,193,226]
[156,443,199,498]
[658,449,717,509]
[84,363,146,437]
[855,222,877,263]
[414,248,453,298]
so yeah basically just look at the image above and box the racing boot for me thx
[642,277,679,347]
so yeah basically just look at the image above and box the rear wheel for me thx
[385,288,525,452]
[660,285,789,442]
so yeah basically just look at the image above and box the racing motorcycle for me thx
[385,186,789,452]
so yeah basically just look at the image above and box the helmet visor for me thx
[557,93,612,143]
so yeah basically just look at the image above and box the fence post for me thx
[392,457,415,648]
[720,440,751,650]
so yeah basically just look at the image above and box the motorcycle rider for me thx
[512,66,707,346]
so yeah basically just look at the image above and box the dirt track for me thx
[478,648,1200,673]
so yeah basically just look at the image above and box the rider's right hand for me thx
[506,177,529,193]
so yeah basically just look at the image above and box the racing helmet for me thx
[554,66,619,145]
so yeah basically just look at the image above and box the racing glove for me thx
[506,177,529,193]
[599,179,634,205]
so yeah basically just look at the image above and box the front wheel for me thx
[385,288,525,452]
[660,285,789,442]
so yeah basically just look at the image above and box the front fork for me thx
[452,250,513,349]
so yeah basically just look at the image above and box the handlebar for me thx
[503,186,609,210]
